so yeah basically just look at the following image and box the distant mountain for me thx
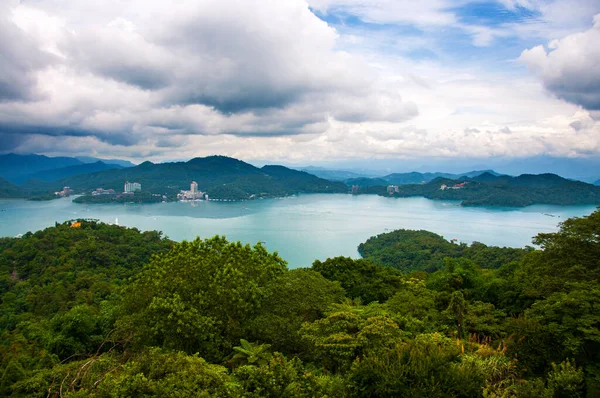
[469,172,576,188]
[0,177,24,198]
[260,165,343,192]
[0,153,84,184]
[595,179,600,186]
[25,161,123,182]
[345,177,389,187]
[346,170,502,187]
[76,156,136,168]
[44,156,347,200]
[297,166,377,181]
[381,174,600,207]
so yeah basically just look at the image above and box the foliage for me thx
[359,229,530,272]
[119,236,287,360]
[231,339,273,367]
[1,210,600,396]
[73,191,164,204]
[382,175,600,207]
[248,268,345,354]
[312,257,403,302]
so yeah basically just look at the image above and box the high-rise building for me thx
[124,181,142,193]
[191,181,198,194]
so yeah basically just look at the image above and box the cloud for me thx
[0,0,418,148]
[0,2,56,102]
[1,0,598,163]
[520,14,600,110]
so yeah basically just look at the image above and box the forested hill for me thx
[0,153,83,184]
[39,155,347,200]
[358,229,532,272]
[1,211,600,396]
[0,177,25,198]
[380,173,600,207]
[346,170,501,187]
[24,161,123,182]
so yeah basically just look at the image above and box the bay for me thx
[0,194,596,268]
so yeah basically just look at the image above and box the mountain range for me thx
[345,170,502,187]
[39,156,348,200]
[0,153,134,184]
[295,166,378,181]
[379,172,600,207]
[1,153,599,207]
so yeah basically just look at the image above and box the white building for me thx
[124,181,142,193]
[177,181,204,201]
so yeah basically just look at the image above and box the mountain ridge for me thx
[45,155,347,200]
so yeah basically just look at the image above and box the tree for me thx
[447,291,467,338]
[249,268,345,354]
[230,339,273,367]
[312,257,403,303]
[120,236,287,361]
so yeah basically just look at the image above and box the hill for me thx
[345,177,389,187]
[76,156,135,168]
[358,229,531,272]
[298,166,377,181]
[0,153,134,185]
[0,177,25,198]
[24,161,123,182]
[0,153,83,184]
[347,170,502,187]
[47,156,347,200]
[383,174,600,207]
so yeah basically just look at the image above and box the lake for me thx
[0,195,596,268]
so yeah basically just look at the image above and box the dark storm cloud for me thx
[172,89,303,114]
[520,14,600,110]
[0,0,420,156]
[0,122,140,146]
[0,132,27,151]
[0,12,54,102]
[94,65,172,90]
[547,82,600,111]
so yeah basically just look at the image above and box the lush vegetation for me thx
[359,229,532,272]
[1,209,600,396]
[73,191,165,204]
[0,178,25,199]
[378,174,600,207]
[39,156,348,201]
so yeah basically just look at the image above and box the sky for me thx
[1,0,599,165]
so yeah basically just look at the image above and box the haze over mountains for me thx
[343,170,502,188]
[0,154,134,185]
[290,156,600,184]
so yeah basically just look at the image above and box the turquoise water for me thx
[0,195,596,268]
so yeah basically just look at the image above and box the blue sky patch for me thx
[451,1,541,27]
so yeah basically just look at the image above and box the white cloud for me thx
[0,0,417,151]
[520,14,600,110]
[0,0,599,163]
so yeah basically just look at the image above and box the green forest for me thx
[380,176,600,207]
[1,209,600,397]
